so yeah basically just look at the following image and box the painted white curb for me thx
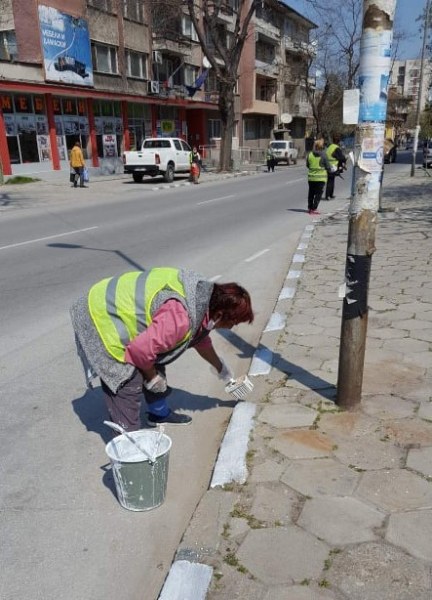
[249,347,273,376]
[210,402,256,487]
[264,312,286,332]
[158,560,213,600]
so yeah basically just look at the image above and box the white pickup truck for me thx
[268,140,298,165]
[123,137,192,183]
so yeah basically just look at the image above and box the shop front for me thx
[0,90,217,177]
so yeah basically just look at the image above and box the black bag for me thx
[70,172,76,183]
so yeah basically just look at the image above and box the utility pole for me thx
[336,0,397,409]
[410,0,431,177]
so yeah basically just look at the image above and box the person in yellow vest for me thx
[306,139,331,215]
[70,141,86,188]
[325,134,346,200]
[70,268,254,430]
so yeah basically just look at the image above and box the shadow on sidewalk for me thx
[217,329,335,400]
[71,384,236,443]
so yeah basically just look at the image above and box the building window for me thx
[126,50,147,79]
[88,0,113,12]
[184,64,199,86]
[182,15,198,41]
[123,0,144,23]
[208,119,221,139]
[91,43,118,74]
[0,30,18,61]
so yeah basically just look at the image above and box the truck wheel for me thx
[132,173,144,183]
[164,164,175,183]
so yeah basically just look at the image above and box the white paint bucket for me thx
[105,430,172,511]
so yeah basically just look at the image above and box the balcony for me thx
[293,101,312,118]
[152,37,191,57]
[282,98,312,118]
[283,36,316,56]
[255,59,279,77]
[254,18,280,44]
[243,99,278,116]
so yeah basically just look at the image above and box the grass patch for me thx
[5,176,40,185]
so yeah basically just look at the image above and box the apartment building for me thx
[390,59,432,112]
[239,1,316,152]
[0,0,219,176]
[0,0,315,176]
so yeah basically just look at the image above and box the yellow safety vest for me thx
[307,152,327,182]
[326,143,339,168]
[88,268,191,362]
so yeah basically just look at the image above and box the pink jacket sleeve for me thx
[124,299,213,370]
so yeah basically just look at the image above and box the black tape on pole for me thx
[343,254,371,320]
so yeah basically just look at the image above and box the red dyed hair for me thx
[209,283,254,324]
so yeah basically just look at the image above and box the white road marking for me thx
[285,177,305,184]
[245,248,269,262]
[209,274,222,281]
[197,194,235,205]
[0,226,99,251]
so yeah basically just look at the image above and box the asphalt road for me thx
[0,163,355,600]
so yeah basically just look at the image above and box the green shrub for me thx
[4,176,40,185]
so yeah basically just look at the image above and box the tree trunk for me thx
[218,81,235,172]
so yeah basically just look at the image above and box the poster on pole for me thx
[38,5,94,87]
[358,30,392,122]
[343,89,360,124]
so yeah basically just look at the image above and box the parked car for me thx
[123,137,191,183]
[268,140,298,165]
[423,140,432,168]
[384,138,397,163]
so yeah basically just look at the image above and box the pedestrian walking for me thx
[70,141,86,188]
[325,134,347,200]
[70,268,254,431]
[306,139,331,215]
[266,147,276,172]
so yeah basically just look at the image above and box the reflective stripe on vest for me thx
[326,143,339,167]
[88,268,191,362]
[307,153,327,182]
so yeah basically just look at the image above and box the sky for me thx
[286,0,428,60]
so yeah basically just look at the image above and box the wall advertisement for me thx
[38,5,94,87]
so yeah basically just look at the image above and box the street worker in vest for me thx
[189,146,201,183]
[266,147,276,172]
[306,138,331,215]
[325,134,347,200]
[70,268,254,431]
[70,141,86,188]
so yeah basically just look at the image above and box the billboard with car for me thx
[38,5,94,87]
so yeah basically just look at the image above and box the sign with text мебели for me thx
[38,5,94,87]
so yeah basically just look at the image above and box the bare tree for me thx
[149,0,259,170]
[186,0,260,171]
[304,0,362,89]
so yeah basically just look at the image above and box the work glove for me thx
[143,372,167,394]
[217,359,235,385]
